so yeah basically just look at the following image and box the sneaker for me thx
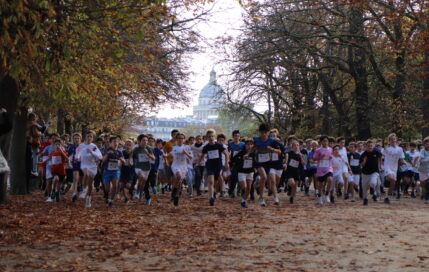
[79,188,87,199]
[133,192,140,199]
[173,196,179,206]
[325,195,331,203]
[85,196,91,208]
[330,195,335,203]
[241,200,248,208]
[146,198,151,205]
[274,197,279,206]
[209,197,215,206]
[116,194,121,200]
[72,194,77,202]
[351,198,356,202]
[396,196,401,201]
[289,197,294,204]
[152,187,157,195]
[220,192,225,198]
[46,197,53,202]
[316,197,323,206]
[363,198,368,206]
[259,198,267,207]
[344,193,349,200]
[384,197,390,204]
[107,199,113,207]
[372,194,378,202]
[124,197,129,204]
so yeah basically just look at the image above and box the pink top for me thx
[314,147,333,177]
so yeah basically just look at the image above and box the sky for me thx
[156,0,244,118]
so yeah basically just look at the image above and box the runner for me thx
[47,139,69,202]
[120,139,134,203]
[168,133,192,206]
[191,135,205,196]
[347,142,361,202]
[232,138,255,208]
[382,133,406,203]
[284,139,304,204]
[200,129,229,206]
[417,137,429,204]
[313,135,334,205]
[133,134,155,204]
[76,131,102,208]
[228,130,244,197]
[360,140,382,205]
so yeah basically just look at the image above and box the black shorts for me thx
[120,168,135,184]
[285,169,299,181]
[66,169,74,184]
[306,168,317,177]
[206,167,221,180]
[317,172,333,182]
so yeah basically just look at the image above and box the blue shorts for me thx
[103,170,121,184]
[206,167,221,179]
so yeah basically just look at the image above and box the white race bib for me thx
[289,159,299,168]
[350,159,359,167]
[233,150,239,157]
[51,156,62,165]
[243,158,253,169]
[41,156,49,163]
[319,159,330,168]
[108,160,119,171]
[208,150,220,160]
[258,153,270,163]
[138,153,149,163]
[272,153,279,161]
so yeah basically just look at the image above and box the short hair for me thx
[332,144,340,149]
[73,133,82,138]
[319,135,329,142]
[244,138,254,144]
[410,142,417,148]
[54,139,61,144]
[51,133,60,138]
[206,129,215,136]
[137,134,148,142]
[328,137,336,143]
[217,134,226,140]
[109,136,118,142]
[423,136,429,144]
[287,135,298,142]
[188,136,195,141]
[156,139,163,144]
[95,137,103,142]
[232,130,240,136]
[171,129,179,136]
[86,131,95,137]
[366,139,374,144]
[305,138,313,143]
[270,128,279,134]
[148,136,155,141]
[388,133,397,140]
[176,133,186,139]
[336,137,345,142]
[258,123,270,132]
[348,142,356,147]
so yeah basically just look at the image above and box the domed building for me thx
[193,68,224,121]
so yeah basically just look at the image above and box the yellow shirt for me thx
[164,139,175,164]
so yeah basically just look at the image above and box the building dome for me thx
[199,68,223,99]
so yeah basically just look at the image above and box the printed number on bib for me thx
[289,159,299,168]
[208,150,219,160]
[108,160,119,171]
[243,159,253,169]
[350,159,359,167]
[258,153,270,163]
[51,156,62,165]
[272,153,279,161]
[138,153,149,163]
[320,159,330,168]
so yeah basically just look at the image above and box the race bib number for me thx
[289,159,299,168]
[138,153,149,163]
[319,159,330,168]
[350,159,359,167]
[272,153,279,161]
[208,150,219,160]
[108,160,119,171]
[243,158,253,169]
[258,153,270,163]
[51,156,62,165]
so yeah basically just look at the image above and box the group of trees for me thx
[0,0,210,202]
[223,0,429,140]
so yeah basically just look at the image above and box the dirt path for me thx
[1,191,428,271]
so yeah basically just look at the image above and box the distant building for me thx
[139,68,224,140]
[193,68,224,121]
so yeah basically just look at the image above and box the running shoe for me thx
[363,198,368,206]
[324,195,331,203]
[241,200,248,208]
[146,198,151,205]
[274,197,279,206]
[209,197,215,206]
[85,196,91,208]
[316,197,323,206]
[258,198,267,207]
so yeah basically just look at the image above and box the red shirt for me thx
[50,149,68,175]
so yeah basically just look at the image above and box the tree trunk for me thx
[57,109,65,135]
[392,51,406,138]
[9,106,28,195]
[423,20,429,138]
[65,114,72,135]
[349,6,371,140]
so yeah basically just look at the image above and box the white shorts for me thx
[350,174,360,185]
[333,174,344,184]
[384,168,397,180]
[135,168,150,180]
[81,167,97,178]
[269,169,283,178]
[45,168,53,179]
[238,172,254,182]
[342,165,349,174]
[171,165,187,178]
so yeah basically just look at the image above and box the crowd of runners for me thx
[31,121,429,208]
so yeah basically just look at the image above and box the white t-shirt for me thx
[332,156,346,176]
[170,145,190,168]
[339,147,348,172]
[382,145,405,172]
[408,150,420,173]
[191,144,205,166]
[76,143,102,169]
